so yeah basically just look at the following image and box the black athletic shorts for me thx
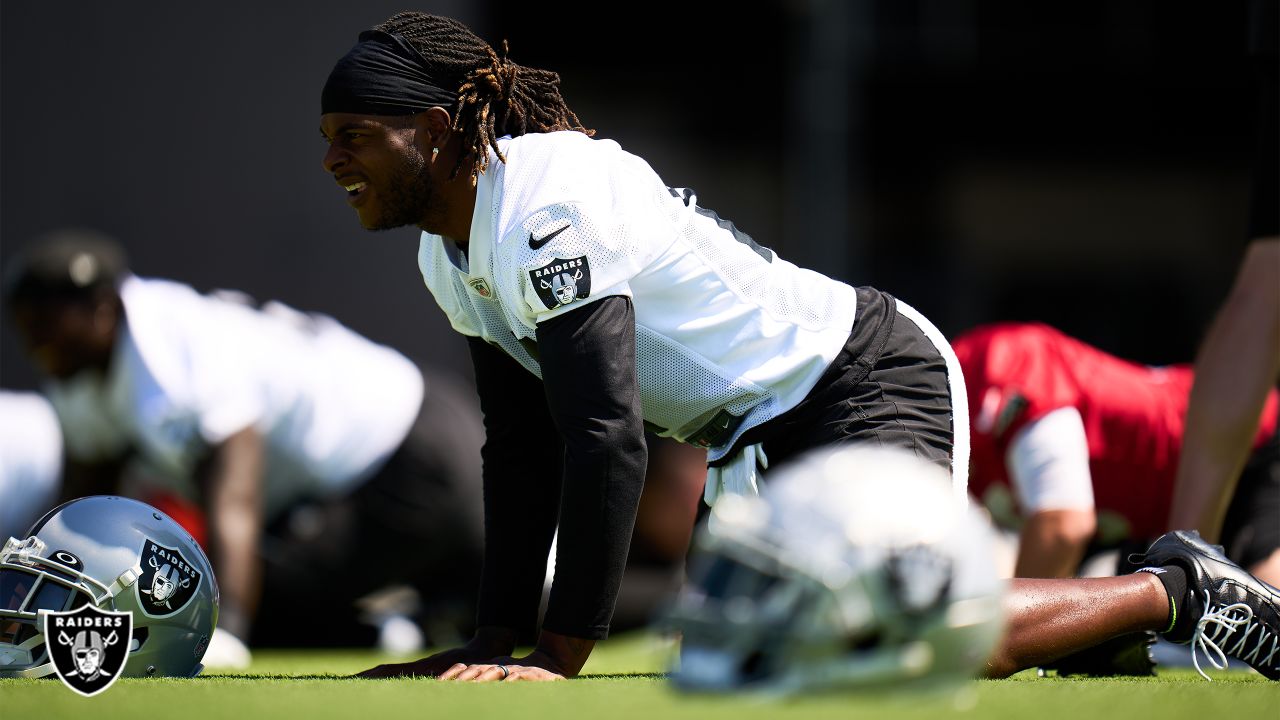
[251,369,485,647]
[721,285,957,474]
[1222,418,1280,570]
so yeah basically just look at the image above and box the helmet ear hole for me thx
[129,626,149,652]
[739,651,767,681]
[848,629,884,653]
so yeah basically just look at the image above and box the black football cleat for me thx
[1134,530,1280,680]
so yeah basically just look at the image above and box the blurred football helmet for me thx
[665,445,1006,694]
[0,495,218,678]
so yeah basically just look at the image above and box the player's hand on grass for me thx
[355,626,517,679]
[438,650,569,682]
[201,628,252,670]
[435,630,596,682]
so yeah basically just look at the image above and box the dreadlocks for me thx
[375,12,594,186]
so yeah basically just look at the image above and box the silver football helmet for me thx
[665,445,1006,694]
[0,495,218,678]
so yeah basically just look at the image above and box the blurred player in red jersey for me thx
[955,322,1280,585]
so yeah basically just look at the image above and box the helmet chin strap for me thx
[0,635,55,678]
[106,564,145,601]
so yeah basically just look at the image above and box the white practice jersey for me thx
[419,132,858,461]
[45,276,423,518]
[0,391,63,539]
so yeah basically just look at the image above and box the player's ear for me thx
[415,107,452,148]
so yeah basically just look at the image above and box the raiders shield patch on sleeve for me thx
[529,256,591,310]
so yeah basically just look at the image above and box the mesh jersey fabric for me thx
[0,391,62,539]
[418,131,858,461]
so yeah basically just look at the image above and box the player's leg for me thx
[1251,552,1280,592]
[362,370,486,645]
[1222,427,1280,587]
[613,435,706,632]
[987,574,1168,677]
[991,531,1280,680]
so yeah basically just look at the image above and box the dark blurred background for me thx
[1,1,1264,389]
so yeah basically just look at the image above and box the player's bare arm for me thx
[1171,237,1280,541]
[1015,509,1098,578]
[197,425,265,640]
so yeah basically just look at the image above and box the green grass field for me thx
[4,633,1275,720]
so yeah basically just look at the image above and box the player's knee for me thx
[1247,548,1280,588]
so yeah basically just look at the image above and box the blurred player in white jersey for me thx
[317,12,1280,684]
[0,390,62,541]
[3,229,485,665]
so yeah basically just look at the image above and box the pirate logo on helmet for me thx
[529,256,592,310]
[884,543,954,617]
[44,605,132,697]
[136,539,202,617]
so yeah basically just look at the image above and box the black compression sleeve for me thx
[468,337,563,640]
[536,296,648,639]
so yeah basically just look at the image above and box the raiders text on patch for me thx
[53,616,125,628]
[529,256,592,310]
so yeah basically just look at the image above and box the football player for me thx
[319,12,1280,683]
[956,322,1280,584]
[3,230,486,665]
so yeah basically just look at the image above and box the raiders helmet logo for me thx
[884,544,954,617]
[529,256,591,310]
[135,539,202,617]
[44,605,132,697]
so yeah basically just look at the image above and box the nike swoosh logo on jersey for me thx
[529,224,571,250]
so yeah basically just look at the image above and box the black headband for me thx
[321,30,457,116]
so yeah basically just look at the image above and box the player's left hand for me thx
[438,652,568,682]
[201,628,252,670]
